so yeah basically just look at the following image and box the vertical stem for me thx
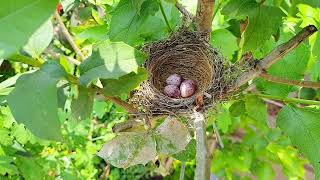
[54,12,86,61]
[179,162,186,180]
[194,110,208,180]
[212,121,224,148]
[158,0,172,32]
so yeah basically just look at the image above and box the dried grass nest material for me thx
[131,29,251,114]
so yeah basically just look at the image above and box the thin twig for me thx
[104,96,140,114]
[176,2,194,20]
[179,162,186,180]
[196,0,215,34]
[158,0,172,32]
[193,110,208,180]
[260,72,320,89]
[256,93,320,106]
[212,121,224,148]
[233,25,318,90]
[45,49,81,66]
[263,99,284,107]
[54,11,86,61]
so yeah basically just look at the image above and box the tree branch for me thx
[54,11,86,61]
[45,49,81,66]
[196,0,215,33]
[193,110,209,180]
[260,72,320,89]
[256,93,320,106]
[104,95,140,114]
[176,2,194,20]
[234,25,318,90]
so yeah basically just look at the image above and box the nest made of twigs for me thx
[130,29,251,114]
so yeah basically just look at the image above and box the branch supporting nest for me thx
[260,72,320,89]
[193,110,209,180]
[233,25,318,90]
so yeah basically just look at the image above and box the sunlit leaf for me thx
[23,19,54,58]
[79,42,148,86]
[0,0,59,58]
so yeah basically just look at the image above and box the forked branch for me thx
[234,25,318,90]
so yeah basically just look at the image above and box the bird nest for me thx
[130,29,251,114]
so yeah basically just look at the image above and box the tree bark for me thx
[196,0,215,34]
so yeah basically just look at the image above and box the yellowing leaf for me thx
[154,116,191,154]
[97,132,156,168]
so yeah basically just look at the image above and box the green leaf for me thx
[57,83,68,109]
[222,0,284,52]
[97,132,157,168]
[215,104,233,133]
[312,60,320,81]
[172,139,196,162]
[12,124,30,145]
[0,156,18,175]
[299,87,317,100]
[75,25,108,43]
[23,19,53,58]
[229,100,246,117]
[241,5,284,52]
[0,128,13,146]
[0,0,59,58]
[154,116,191,155]
[71,86,94,120]
[255,162,275,180]
[7,61,66,141]
[102,68,148,96]
[211,29,238,59]
[16,156,46,180]
[277,105,320,178]
[221,0,259,18]
[109,0,159,45]
[245,95,267,123]
[79,42,148,86]
[294,0,320,7]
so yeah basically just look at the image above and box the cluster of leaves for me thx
[0,0,320,179]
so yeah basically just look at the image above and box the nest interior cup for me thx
[148,44,214,99]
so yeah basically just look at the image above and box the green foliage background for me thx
[0,0,320,179]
